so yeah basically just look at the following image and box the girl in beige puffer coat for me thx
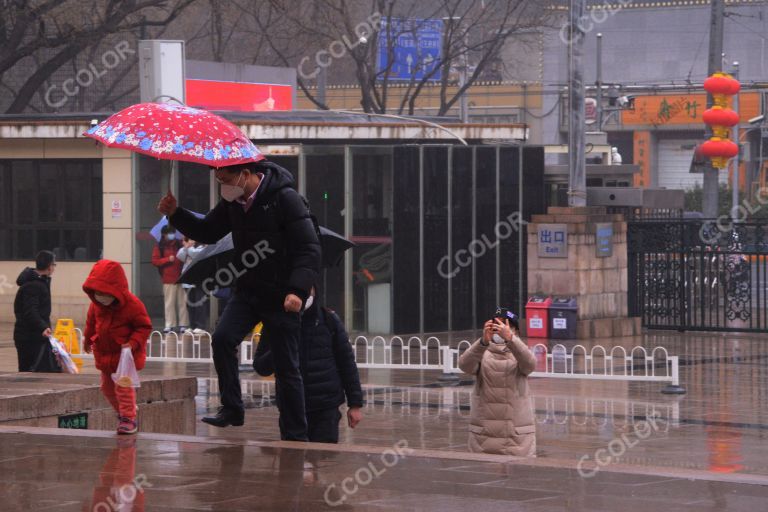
[458,311,537,457]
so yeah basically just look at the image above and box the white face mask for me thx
[220,173,245,202]
[94,293,115,306]
[303,295,314,311]
[165,234,176,241]
[492,334,506,344]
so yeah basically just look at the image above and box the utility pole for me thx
[568,0,587,206]
[704,0,725,218]
[732,60,740,220]
[596,33,603,131]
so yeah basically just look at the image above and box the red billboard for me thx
[185,79,293,112]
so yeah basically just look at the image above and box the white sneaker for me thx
[192,328,205,335]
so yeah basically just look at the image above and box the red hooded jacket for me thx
[152,240,183,284]
[83,260,152,373]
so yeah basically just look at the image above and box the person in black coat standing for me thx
[158,160,321,440]
[254,289,364,443]
[14,250,60,372]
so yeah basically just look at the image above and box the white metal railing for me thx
[196,376,677,428]
[70,330,680,387]
[351,336,680,387]
[527,343,681,387]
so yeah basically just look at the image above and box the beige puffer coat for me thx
[458,335,537,457]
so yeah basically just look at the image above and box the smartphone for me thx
[494,307,519,330]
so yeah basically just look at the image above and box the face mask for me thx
[94,293,115,306]
[165,234,176,241]
[220,173,245,202]
[303,295,314,311]
[492,334,506,344]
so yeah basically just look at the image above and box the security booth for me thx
[587,187,685,220]
[543,132,642,208]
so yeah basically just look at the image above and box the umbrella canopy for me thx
[150,212,205,242]
[319,226,355,267]
[178,227,355,286]
[84,102,264,167]
[177,234,235,287]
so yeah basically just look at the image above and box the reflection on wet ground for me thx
[2,330,768,510]
[189,331,768,476]
[2,427,768,511]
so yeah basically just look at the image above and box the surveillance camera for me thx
[617,95,635,108]
[749,114,765,125]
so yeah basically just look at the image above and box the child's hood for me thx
[82,259,129,306]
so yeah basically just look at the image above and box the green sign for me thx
[58,412,88,429]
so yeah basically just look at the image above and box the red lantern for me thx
[703,106,740,138]
[702,72,741,169]
[704,73,741,96]
[703,106,739,127]
[700,138,739,169]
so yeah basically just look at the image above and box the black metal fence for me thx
[628,219,768,332]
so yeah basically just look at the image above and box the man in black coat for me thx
[158,160,321,440]
[14,250,60,372]
[254,291,364,443]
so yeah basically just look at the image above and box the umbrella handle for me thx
[169,160,178,194]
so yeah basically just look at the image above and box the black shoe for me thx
[201,407,244,427]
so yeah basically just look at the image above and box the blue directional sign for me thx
[377,17,443,81]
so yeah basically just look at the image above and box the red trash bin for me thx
[525,296,552,338]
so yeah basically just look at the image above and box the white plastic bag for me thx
[48,336,79,374]
[111,346,140,388]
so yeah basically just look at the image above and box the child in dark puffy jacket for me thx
[83,260,152,435]
[254,288,363,443]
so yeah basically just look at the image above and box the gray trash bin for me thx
[549,297,578,340]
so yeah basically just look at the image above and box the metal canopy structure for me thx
[0,110,528,142]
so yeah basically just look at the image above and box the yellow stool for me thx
[54,319,83,371]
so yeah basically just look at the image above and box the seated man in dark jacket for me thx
[13,250,60,372]
[254,289,364,443]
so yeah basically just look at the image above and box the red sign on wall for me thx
[186,79,293,112]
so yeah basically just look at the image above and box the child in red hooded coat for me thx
[83,260,152,435]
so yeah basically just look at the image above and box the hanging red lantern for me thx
[700,138,739,169]
[704,73,741,107]
[702,72,741,169]
[703,106,740,138]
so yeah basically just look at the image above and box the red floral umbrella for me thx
[84,102,263,167]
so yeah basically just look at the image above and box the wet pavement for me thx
[1,329,768,510]
[1,426,767,511]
